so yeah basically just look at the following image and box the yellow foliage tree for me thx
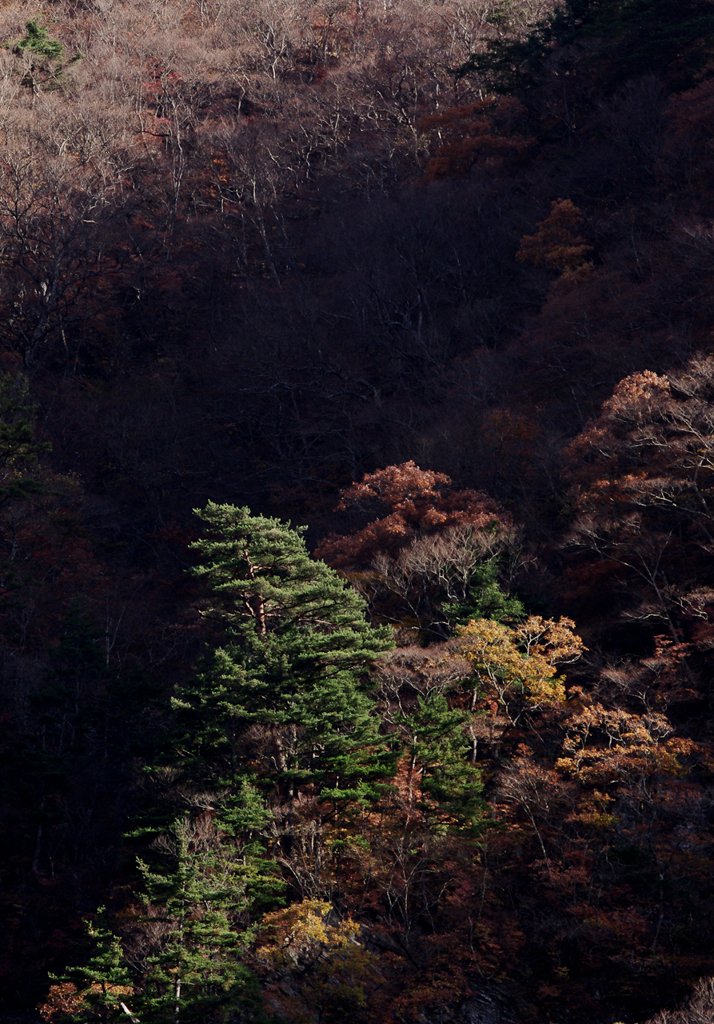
[555,697,694,787]
[255,900,380,1024]
[454,616,586,724]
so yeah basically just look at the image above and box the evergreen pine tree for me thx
[445,558,525,628]
[399,692,485,832]
[136,817,257,1024]
[0,372,51,506]
[172,503,395,808]
[45,909,135,1023]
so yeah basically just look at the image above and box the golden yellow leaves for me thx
[555,697,695,786]
[255,900,379,1024]
[256,900,360,967]
[453,615,586,723]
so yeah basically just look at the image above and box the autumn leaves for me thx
[455,615,584,721]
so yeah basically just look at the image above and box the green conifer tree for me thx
[13,21,65,62]
[137,817,257,1024]
[0,372,51,505]
[445,558,525,628]
[172,503,395,808]
[399,692,485,832]
[46,909,135,1023]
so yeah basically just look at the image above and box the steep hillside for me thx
[0,0,713,1021]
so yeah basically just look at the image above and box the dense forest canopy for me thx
[0,0,713,1020]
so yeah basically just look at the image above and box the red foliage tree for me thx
[562,358,714,648]
[317,461,510,569]
[419,97,535,180]
[316,462,520,635]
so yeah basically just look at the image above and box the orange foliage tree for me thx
[316,462,521,635]
[516,198,594,286]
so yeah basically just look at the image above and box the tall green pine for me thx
[172,503,395,807]
[48,909,135,1023]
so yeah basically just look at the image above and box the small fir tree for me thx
[445,557,525,628]
[399,692,485,831]
[0,372,51,505]
[137,817,257,1024]
[13,21,65,62]
[41,909,135,1023]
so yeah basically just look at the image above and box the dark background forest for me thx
[2,0,714,1019]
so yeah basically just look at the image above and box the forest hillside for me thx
[1,0,714,1021]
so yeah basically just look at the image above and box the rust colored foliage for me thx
[316,461,510,570]
[420,97,535,180]
[516,198,594,286]
[39,982,86,1022]
[659,76,714,193]
[39,980,134,1023]
[561,357,714,645]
